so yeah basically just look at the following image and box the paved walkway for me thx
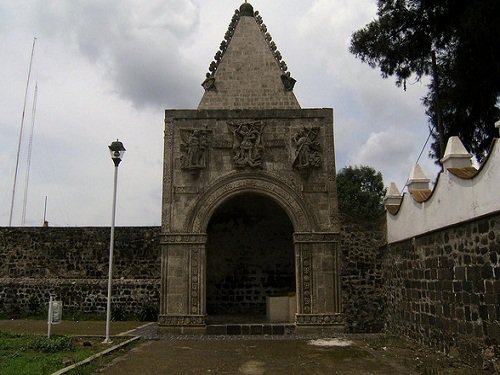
[96,325,417,375]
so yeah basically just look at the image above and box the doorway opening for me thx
[206,193,295,323]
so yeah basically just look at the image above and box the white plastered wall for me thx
[387,139,500,243]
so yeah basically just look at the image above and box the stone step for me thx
[206,323,295,336]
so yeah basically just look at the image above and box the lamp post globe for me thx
[108,140,126,166]
[104,139,125,343]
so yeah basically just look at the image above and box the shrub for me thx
[29,336,73,353]
[111,304,126,321]
[138,303,159,322]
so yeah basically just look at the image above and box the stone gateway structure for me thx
[159,3,342,329]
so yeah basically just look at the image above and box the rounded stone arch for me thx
[185,172,316,233]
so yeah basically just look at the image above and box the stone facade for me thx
[161,109,342,327]
[160,3,342,328]
[383,213,500,370]
[0,227,160,317]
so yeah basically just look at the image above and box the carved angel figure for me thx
[292,127,322,170]
[180,129,209,171]
[228,121,265,168]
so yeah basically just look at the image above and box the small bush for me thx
[29,336,73,353]
[111,304,126,321]
[27,295,43,316]
[138,303,159,322]
[7,303,23,319]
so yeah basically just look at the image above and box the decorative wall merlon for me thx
[407,164,430,193]
[387,138,500,243]
[384,182,403,214]
[440,136,473,169]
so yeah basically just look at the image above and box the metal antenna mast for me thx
[22,82,38,225]
[9,37,37,226]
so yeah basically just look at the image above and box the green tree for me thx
[350,0,500,162]
[336,166,385,219]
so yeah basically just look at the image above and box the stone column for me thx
[159,233,206,327]
[294,232,343,326]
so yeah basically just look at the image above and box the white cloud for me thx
[0,0,438,226]
[32,0,201,108]
[351,128,441,188]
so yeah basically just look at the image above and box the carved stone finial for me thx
[201,76,216,91]
[239,2,254,17]
[281,73,296,91]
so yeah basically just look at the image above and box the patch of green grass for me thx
[0,332,107,375]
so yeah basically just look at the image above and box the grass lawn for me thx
[0,319,145,336]
[0,332,122,375]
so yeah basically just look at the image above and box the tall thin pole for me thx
[22,82,38,225]
[10,37,37,226]
[43,196,48,223]
[431,50,446,159]
[104,164,119,343]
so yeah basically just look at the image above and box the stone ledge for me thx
[296,313,344,325]
[165,108,333,120]
[293,232,340,243]
[158,314,206,326]
[160,233,207,244]
[0,278,160,285]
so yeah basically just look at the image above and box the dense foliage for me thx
[337,166,385,219]
[350,0,500,161]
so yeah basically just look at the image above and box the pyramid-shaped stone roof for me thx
[198,2,300,110]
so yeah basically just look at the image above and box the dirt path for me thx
[96,339,418,375]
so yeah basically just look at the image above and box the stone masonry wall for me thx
[341,214,386,333]
[383,212,500,370]
[0,227,161,318]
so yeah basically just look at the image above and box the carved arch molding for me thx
[185,172,317,233]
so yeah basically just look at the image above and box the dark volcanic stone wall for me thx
[384,213,500,370]
[0,227,160,317]
[341,214,386,333]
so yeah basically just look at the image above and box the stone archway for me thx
[205,193,295,322]
[159,172,343,327]
[185,172,316,234]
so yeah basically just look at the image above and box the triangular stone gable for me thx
[198,3,300,110]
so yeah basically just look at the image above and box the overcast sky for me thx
[0,0,440,227]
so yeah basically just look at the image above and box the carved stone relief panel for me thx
[291,127,322,174]
[227,121,265,169]
[180,128,211,174]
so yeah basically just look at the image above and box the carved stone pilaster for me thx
[189,246,204,315]
[298,247,312,314]
[295,232,342,323]
[162,119,174,233]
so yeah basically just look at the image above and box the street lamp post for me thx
[104,140,126,344]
